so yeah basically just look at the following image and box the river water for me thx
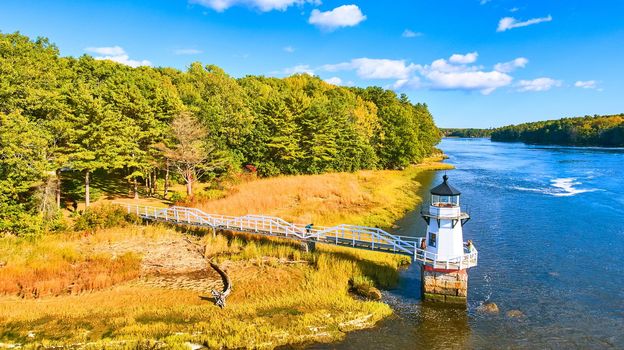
[311,138,624,349]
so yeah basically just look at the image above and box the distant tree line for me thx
[490,114,624,147]
[441,128,493,138]
[0,32,441,235]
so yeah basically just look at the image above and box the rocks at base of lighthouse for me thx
[421,266,468,304]
[477,302,500,314]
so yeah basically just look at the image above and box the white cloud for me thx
[449,52,478,64]
[428,58,476,73]
[391,77,421,90]
[517,77,562,92]
[480,0,491,4]
[283,46,295,53]
[274,64,314,75]
[497,15,552,32]
[174,48,203,55]
[325,77,342,85]
[191,0,319,12]
[421,67,512,95]
[309,5,366,31]
[285,51,551,95]
[509,7,519,12]
[494,57,528,73]
[402,29,423,38]
[320,52,517,94]
[85,46,125,56]
[85,46,151,67]
[574,80,597,89]
[322,58,417,80]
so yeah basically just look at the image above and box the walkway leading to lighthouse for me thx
[115,203,478,270]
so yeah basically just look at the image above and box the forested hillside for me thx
[0,32,441,235]
[490,114,624,146]
[441,128,493,138]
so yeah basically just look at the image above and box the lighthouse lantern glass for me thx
[432,194,460,207]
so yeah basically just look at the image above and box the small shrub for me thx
[73,204,141,232]
[169,192,185,204]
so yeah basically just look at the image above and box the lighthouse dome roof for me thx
[430,175,461,196]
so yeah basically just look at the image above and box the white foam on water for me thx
[550,178,598,197]
[512,178,600,197]
[511,186,552,195]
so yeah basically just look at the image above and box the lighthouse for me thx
[417,174,477,304]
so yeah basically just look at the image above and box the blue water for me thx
[311,138,624,349]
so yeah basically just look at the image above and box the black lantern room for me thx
[430,175,461,207]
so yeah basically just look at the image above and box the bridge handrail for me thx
[113,202,477,269]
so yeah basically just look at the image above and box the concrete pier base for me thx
[421,266,468,304]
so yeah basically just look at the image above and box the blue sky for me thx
[1,0,623,127]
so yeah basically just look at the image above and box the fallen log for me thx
[209,261,232,309]
[183,236,233,308]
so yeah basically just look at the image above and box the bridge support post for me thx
[300,240,316,253]
[421,265,467,304]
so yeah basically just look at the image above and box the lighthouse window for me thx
[428,232,437,247]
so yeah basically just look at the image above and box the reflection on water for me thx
[306,138,624,349]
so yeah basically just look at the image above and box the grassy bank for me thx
[186,157,453,228]
[0,159,451,348]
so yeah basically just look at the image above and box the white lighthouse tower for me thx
[418,174,477,304]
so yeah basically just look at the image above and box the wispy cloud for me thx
[85,46,125,56]
[325,77,342,85]
[574,80,598,89]
[309,5,366,31]
[272,64,314,75]
[283,46,295,53]
[190,0,320,12]
[494,57,528,73]
[497,15,552,32]
[402,29,423,38]
[517,77,562,92]
[322,58,417,80]
[85,46,151,67]
[174,48,203,55]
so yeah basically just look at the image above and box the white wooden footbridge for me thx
[115,203,478,270]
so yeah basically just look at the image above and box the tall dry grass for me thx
[0,226,406,348]
[0,230,154,298]
[191,160,452,227]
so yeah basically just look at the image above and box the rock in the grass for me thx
[367,287,382,301]
[506,309,525,318]
[350,282,382,300]
[0,260,6,267]
[477,302,499,314]
[391,224,400,229]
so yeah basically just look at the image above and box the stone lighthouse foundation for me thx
[421,265,468,304]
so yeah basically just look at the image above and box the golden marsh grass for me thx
[0,160,450,348]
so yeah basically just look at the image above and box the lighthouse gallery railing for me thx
[115,203,478,270]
